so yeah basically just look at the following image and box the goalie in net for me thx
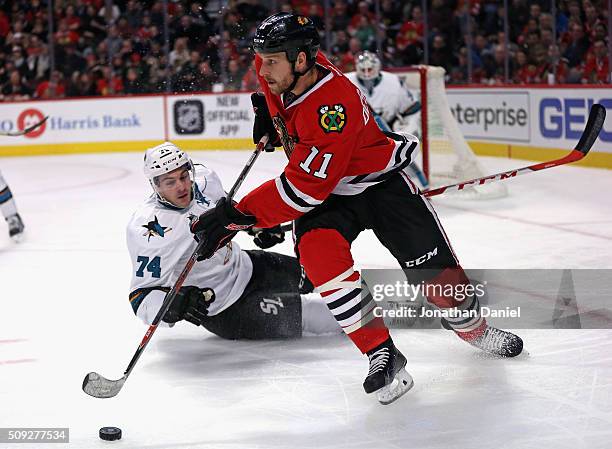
[348,52,507,200]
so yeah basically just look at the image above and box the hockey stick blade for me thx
[574,103,606,154]
[0,115,49,137]
[424,104,606,197]
[82,372,126,399]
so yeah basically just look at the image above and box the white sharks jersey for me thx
[127,166,253,325]
[345,71,415,124]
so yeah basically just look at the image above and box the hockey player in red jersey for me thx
[191,12,523,405]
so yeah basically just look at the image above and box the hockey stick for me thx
[273,104,605,235]
[0,115,49,137]
[422,104,606,198]
[82,135,269,399]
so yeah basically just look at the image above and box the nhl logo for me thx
[174,100,204,134]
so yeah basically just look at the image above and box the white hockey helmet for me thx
[143,141,195,208]
[355,51,381,81]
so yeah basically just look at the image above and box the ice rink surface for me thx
[0,150,611,448]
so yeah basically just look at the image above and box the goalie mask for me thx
[355,51,381,89]
[143,142,195,209]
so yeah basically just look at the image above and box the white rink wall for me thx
[0,92,255,156]
[446,86,612,168]
[0,87,612,169]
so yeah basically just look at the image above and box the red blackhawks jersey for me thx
[237,51,418,228]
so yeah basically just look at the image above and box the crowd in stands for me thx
[0,0,609,101]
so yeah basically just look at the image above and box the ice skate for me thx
[447,319,523,358]
[363,337,414,405]
[6,213,24,242]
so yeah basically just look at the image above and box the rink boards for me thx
[1,87,612,168]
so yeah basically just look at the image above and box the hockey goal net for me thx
[394,66,508,199]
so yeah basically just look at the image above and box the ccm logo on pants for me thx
[405,247,438,267]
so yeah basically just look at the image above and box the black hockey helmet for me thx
[253,12,320,63]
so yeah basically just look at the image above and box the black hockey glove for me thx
[162,286,216,326]
[251,92,279,152]
[248,224,285,249]
[190,197,256,261]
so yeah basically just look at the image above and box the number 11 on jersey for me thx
[299,146,333,179]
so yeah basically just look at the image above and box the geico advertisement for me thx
[0,97,164,144]
[446,90,530,142]
[532,90,612,152]
[167,93,254,140]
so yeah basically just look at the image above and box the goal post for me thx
[391,65,508,199]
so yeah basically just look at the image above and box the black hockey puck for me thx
[99,427,122,441]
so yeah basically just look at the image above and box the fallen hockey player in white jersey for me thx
[346,51,428,187]
[127,142,340,338]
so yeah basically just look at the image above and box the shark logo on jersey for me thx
[142,216,172,241]
[318,104,346,133]
[194,185,210,206]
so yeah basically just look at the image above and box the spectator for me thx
[508,0,529,40]
[241,59,259,92]
[98,1,121,25]
[429,34,453,73]
[235,0,269,27]
[11,46,30,79]
[307,4,324,32]
[169,37,190,69]
[124,0,144,31]
[26,38,50,81]
[330,0,351,32]
[54,18,79,46]
[563,22,590,68]
[1,69,32,100]
[105,25,123,58]
[35,70,66,98]
[330,30,350,56]
[124,67,145,94]
[541,45,570,84]
[224,59,244,92]
[96,67,124,95]
[379,0,404,37]
[80,5,107,43]
[582,39,609,84]
[513,50,538,84]
[354,16,376,52]
[195,60,217,91]
[67,72,97,97]
[60,44,86,78]
[449,47,470,84]
[396,6,424,65]
[173,15,202,47]
[483,44,515,83]
[348,1,375,35]
[338,37,362,72]
[64,5,81,32]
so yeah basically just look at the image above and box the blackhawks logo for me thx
[318,104,346,133]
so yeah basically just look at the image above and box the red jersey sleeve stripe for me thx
[274,173,323,213]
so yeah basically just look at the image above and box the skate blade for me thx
[377,368,414,405]
[10,233,24,243]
